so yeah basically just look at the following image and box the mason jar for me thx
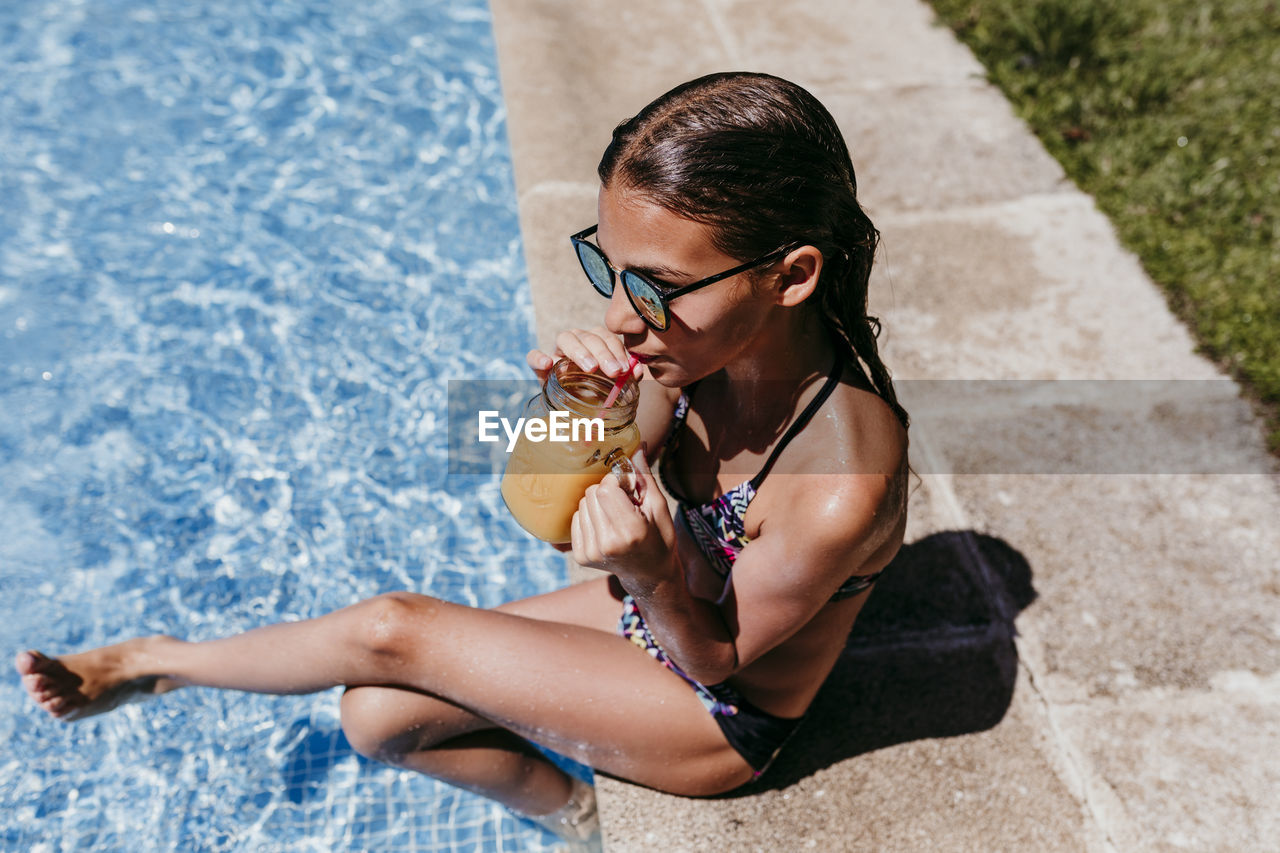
[500,358,641,543]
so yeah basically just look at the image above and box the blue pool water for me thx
[0,1,579,849]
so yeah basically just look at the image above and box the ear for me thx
[774,245,824,308]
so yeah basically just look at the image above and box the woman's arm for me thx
[573,452,904,686]
[676,394,909,681]
[698,471,904,677]
[571,451,738,681]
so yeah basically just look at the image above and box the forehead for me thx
[595,184,729,271]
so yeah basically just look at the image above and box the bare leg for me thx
[337,577,630,816]
[16,634,586,819]
[17,643,184,720]
[337,578,623,817]
[340,688,576,817]
[17,576,754,808]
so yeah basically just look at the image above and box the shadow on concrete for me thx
[737,530,1036,793]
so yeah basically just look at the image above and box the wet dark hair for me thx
[598,72,908,430]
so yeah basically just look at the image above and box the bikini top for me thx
[658,358,883,605]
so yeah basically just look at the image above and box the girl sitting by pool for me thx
[18,72,908,842]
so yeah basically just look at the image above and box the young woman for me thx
[17,72,908,841]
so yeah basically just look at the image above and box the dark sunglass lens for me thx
[621,272,668,330]
[575,242,614,296]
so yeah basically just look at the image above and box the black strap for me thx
[666,359,843,501]
[747,358,843,490]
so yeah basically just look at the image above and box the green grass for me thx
[927,0,1280,449]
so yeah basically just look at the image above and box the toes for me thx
[47,694,85,716]
[18,657,77,709]
[21,673,50,700]
[22,669,58,694]
[16,650,59,677]
[15,652,97,720]
[14,650,40,676]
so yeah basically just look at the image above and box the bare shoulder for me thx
[733,375,908,615]
[752,374,908,547]
[785,370,907,480]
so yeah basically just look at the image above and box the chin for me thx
[641,361,680,387]
[647,362,710,389]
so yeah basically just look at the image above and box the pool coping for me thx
[488,2,1280,851]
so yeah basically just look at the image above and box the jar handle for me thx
[603,448,640,504]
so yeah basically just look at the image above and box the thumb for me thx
[629,446,671,524]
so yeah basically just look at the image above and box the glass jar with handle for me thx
[500,358,641,544]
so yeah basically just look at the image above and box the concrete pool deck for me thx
[488,1,1280,850]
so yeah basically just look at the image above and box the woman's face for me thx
[595,183,779,386]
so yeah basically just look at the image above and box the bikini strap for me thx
[664,382,698,444]
[747,358,843,491]
[655,381,701,504]
[678,380,701,417]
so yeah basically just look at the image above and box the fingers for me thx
[577,484,628,560]
[533,328,631,381]
[631,444,651,475]
[524,348,555,371]
[630,447,676,538]
[625,447,654,507]
[590,450,669,526]
[590,477,640,522]
[525,349,555,382]
[552,328,631,377]
[570,504,594,565]
[579,478,647,545]
[610,444,652,506]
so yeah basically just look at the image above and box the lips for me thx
[630,352,655,364]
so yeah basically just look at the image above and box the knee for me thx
[352,591,438,659]
[340,686,413,761]
[669,753,757,798]
[692,768,756,798]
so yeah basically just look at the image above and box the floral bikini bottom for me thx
[617,594,801,779]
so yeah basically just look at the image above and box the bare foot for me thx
[16,639,180,722]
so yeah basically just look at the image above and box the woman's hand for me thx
[526,327,635,383]
[571,447,678,589]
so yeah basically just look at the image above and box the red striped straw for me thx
[602,354,640,409]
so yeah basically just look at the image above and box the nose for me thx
[604,282,648,337]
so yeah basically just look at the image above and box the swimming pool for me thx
[0,1,582,849]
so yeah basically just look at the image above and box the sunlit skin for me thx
[531,184,909,712]
[18,182,907,820]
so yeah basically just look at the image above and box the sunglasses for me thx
[570,225,796,331]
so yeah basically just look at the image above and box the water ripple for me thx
[1,1,568,850]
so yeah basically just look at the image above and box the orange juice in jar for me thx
[501,359,641,544]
